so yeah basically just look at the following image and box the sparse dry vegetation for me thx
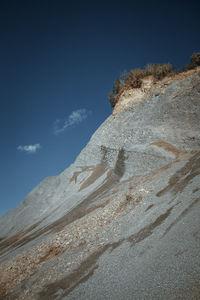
[186,52,200,70]
[109,51,200,107]
[146,63,174,80]
[191,52,200,66]
[124,68,150,85]
[109,77,124,107]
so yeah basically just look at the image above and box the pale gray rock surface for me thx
[0,69,200,299]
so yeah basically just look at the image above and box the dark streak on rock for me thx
[0,214,51,254]
[36,207,173,299]
[127,206,174,247]
[113,148,126,177]
[156,153,200,197]
[162,197,200,238]
[37,244,111,300]
[145,204,154,211]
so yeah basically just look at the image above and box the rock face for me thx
[0,68,200,299]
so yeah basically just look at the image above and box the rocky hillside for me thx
[0,67,200,299]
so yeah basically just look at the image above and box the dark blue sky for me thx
[0,0,199,217]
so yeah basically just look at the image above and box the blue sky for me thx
[0,0,199,217]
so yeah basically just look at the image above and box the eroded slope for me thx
[0,69,200,299]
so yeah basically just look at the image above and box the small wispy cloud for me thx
[54,108,91,134]
[17,143,41,153]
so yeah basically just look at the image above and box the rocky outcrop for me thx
[0,68,200,299]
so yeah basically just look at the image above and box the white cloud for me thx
[54,108,91,134]
[17,143,41,153]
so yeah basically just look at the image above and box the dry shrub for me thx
[113,78,122,94]
[124,68,149,85]
[186,52,200,69]
[146,63,173,80]
[108,64,174,107]
[108,53,200,107]
[108,49,200,108]
[129,78,142,88]
[124,68,150,89]
[108,91,117,108]
[191,52,200,66]
[108,78,124,107]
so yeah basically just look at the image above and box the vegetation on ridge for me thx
[109,51,200,108]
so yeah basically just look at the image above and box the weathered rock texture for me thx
[0,68,200,299]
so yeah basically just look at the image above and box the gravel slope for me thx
[0,68,200,299]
